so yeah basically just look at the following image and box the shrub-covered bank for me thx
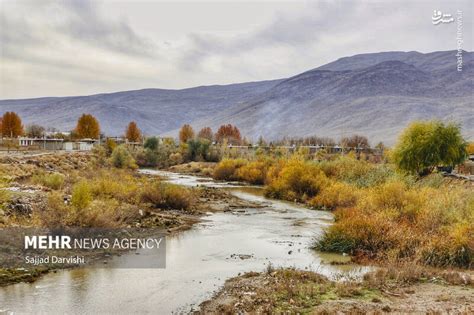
[0,151,260,286]
[210,155,473,269]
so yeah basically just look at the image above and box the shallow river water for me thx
[0,170,369,314]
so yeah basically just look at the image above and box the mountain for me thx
[0,80,282,138]
[0,50,472,144]
[183,50,474,144]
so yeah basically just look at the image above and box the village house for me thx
[18,137,64,150]
[17,137,99,151]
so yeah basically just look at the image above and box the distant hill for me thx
[1,50,472,145]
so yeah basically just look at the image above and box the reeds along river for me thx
[0,170,370,314]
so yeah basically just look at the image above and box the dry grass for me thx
[319,155,399,188]
[31,172,65,190]
[3,152,196,228]
[140,182,195,210]
[204,268,380,314]
[200,265,473,314]
[88,169,141,204]
[35,192,139,228]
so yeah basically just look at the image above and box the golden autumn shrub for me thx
[140,182,195,210]
[88,170,140,203]
[235,160,269,185]
[212,158,247,181]
[317,180,474,268]
[265,158,329,202]
[422,222,473,268]
[316,207,399,255]
[309,182,359,210]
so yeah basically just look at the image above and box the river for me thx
[0,170,369,314]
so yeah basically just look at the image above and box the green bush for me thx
[186,139,210,161]
[319,156,395,188]
[110,145,137,169]
[392,120,467,175]
[144,137,159,151]
[135,144,179,168]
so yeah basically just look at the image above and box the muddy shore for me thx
[198,268,474,314]
[0,187,262,287]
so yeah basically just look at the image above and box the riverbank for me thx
[166,160,474,312]
[0,165,354,313]
[198,267,474,313]
[0,153,262,287]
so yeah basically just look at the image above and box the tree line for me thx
[1,111,471,175]
[178,123,243,145]
[0,112,142,142]
[0,111,244,146]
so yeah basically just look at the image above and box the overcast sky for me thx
[1,0,472,99]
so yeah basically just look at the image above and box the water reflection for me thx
[0,170,370,314]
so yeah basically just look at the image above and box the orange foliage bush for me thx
[235,160,269,185]
[317,180,474,268]
[212,158,247,181]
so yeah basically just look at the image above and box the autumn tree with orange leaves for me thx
[197,127,213,141]
[75,114,100,139]
[215,124,242,145]
[179,124,195,143]
[125,121,142,142]
[1,111,24,137]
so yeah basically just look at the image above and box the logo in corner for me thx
[432,10,454,25]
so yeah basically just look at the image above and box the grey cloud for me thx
[177,1,361,71]
[61,0,156,57]
[177,0,472,74]
[1,0,472,99]
[1,0,157,60]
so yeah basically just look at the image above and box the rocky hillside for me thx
[1,50,472,144]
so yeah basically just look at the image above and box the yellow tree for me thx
[467,142,474,155]
[75,114,100,139]
[125,121,142,142]
[179,124,195,143]
[1,111,24,137]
